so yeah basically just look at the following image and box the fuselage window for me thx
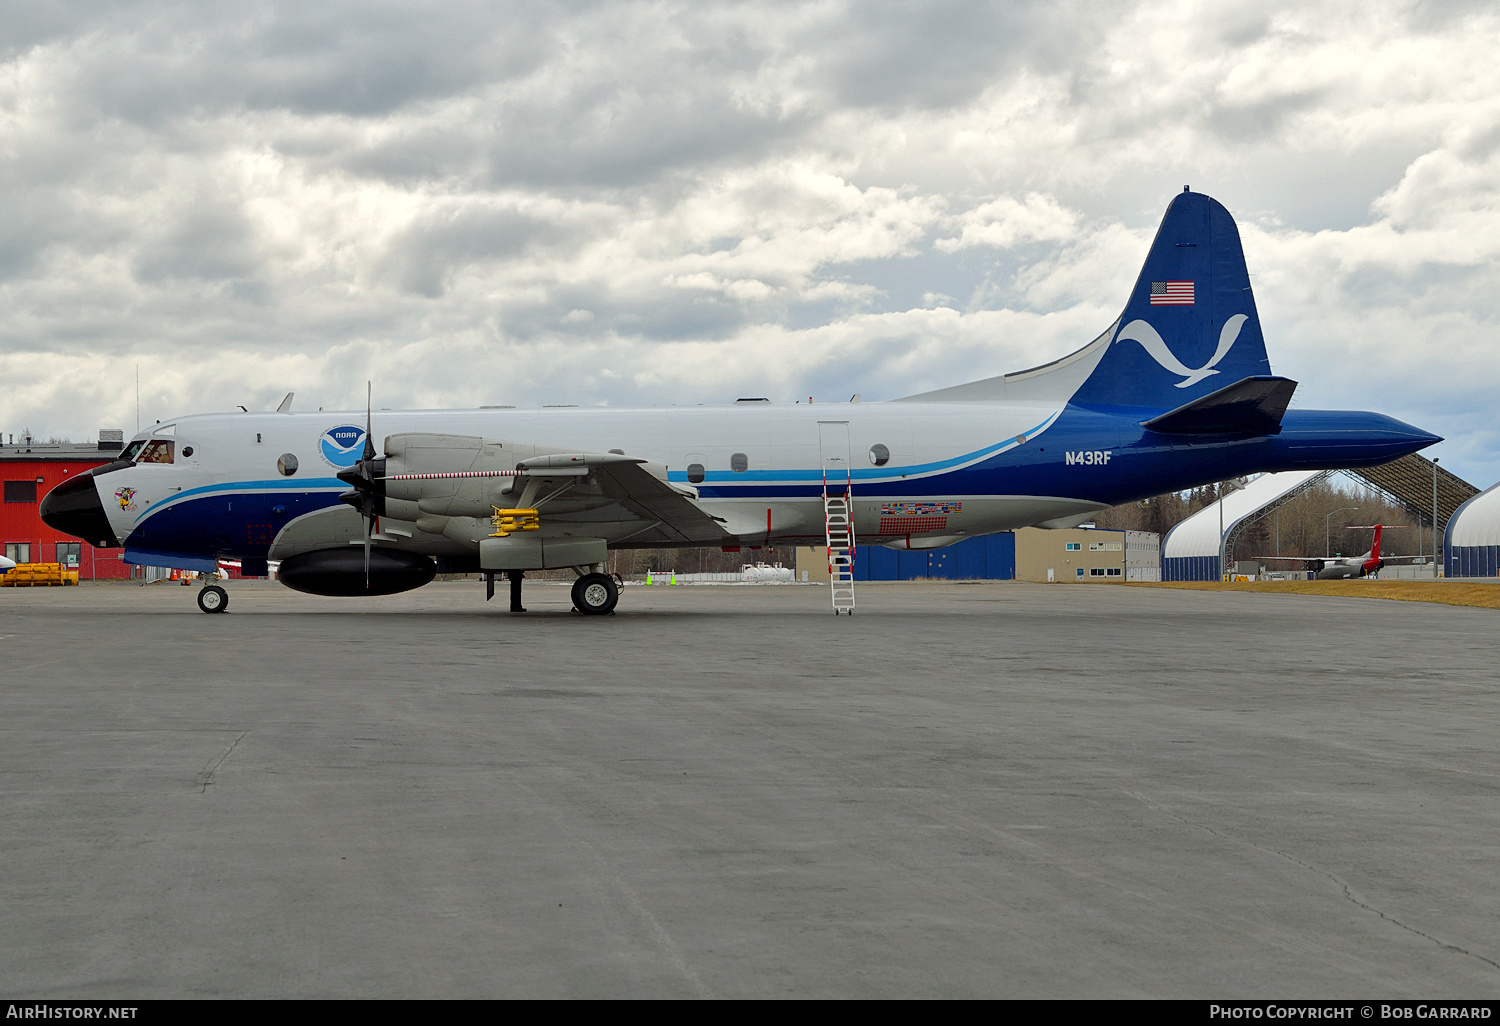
[277,453,299,477]
[869,443,890,466]
[730,453,748,473]
[181,446,195,458]
[686,463,705,484]
[136,440,175,464]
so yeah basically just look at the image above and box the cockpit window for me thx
[136,440,175,464]
[119,440,146,462]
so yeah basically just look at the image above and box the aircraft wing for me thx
[583,459,731,544]
[379,434,732,546]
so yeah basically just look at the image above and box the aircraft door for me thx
[817,421,852,488]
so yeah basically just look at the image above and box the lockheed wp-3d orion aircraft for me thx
[41,189,1439,615]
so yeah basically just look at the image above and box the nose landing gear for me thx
[197,584,229,614]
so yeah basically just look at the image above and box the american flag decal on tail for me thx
[1149,281,1194,305]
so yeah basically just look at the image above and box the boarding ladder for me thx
[823,470,856,614]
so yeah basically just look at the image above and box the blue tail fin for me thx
[1071,190,1272,409]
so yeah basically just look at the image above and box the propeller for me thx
[336,382,386,590]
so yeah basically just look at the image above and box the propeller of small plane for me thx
[336,382,386,590]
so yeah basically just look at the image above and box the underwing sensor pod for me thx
[277,548,437,597]
[41,190,1440,615]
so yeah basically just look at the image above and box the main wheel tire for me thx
[571,572,618,615]
[197,585,229,614]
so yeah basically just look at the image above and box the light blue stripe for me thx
[666,412,1059,485]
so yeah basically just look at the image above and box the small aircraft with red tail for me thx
[1255,525,1424,580]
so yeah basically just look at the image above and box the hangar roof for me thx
[1447,481,1500,549]
[0,439,121,462]
[1163,470,1326,561]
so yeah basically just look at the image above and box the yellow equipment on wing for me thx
[490,508,541,537]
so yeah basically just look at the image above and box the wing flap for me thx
[589,461,730,544]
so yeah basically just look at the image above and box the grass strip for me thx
[1134,580,1500,610]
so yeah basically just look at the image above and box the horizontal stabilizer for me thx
[1141,375,1297,436]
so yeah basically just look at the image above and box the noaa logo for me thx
[318,425,368,467]
[1116,314,1248,388]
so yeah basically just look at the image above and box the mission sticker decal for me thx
[880,502,961,516]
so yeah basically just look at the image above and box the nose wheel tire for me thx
[197,585,229,614]
[571,573,618,615]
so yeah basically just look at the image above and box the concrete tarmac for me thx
[1,579,1498,998]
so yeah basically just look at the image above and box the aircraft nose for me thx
[40,473,119,547]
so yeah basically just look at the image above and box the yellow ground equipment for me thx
[490,508,541,537]
[0,563,80,587]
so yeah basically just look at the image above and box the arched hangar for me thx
[1445,481,1500,578]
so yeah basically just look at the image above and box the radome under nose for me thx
[40,473,119,547]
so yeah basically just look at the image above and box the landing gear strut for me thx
[197,584,229,614]
[507,570,526,613]
[571,572,618,615]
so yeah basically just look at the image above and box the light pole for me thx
[1327,507,1359,559]
[1433,457,1440,579]
[1218,480,1243,580]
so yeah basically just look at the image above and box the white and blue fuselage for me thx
[68,393,1433,574]
[40,190,1441,583]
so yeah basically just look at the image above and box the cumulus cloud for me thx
[1,0,1498,484]
[934,193,1079,253]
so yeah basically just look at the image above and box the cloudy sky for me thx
[2,0,1497,484]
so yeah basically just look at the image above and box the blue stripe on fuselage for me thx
[667,411,1061,486]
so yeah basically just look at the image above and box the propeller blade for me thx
[364,504,372,591]
[363,380,376,462]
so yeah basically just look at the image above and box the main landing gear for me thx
[571,572,619,616]
[197,584,229,614]
[487,567,619,615]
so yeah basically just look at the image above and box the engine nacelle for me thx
[278,548,437,597]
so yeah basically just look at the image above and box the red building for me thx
[2,431,133,579]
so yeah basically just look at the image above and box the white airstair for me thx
[823,472,856,614]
